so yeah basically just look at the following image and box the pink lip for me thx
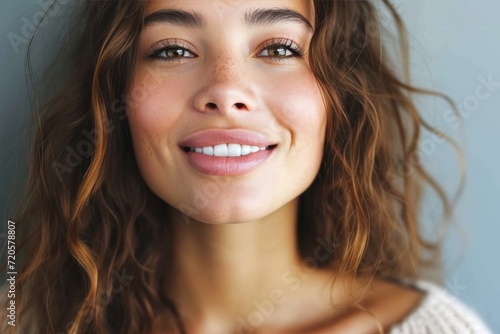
[179,129,278,176]
[179,129,277,148]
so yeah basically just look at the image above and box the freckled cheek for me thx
[127,74,186,140]
[264,72,326,145]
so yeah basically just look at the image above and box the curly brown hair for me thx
[2,0,463,333]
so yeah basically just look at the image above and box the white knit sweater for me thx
[389,280,493,333]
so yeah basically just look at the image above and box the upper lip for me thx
[179,129,278,148]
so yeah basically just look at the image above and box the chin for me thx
[176,201,278,225]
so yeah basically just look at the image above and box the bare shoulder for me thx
[315,278,424,334]
[365,279,424,328]
[368,278,424,309]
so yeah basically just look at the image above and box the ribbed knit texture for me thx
[389,280,492,334]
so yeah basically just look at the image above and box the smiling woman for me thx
[131,1,325,226]
[0,0,493,334]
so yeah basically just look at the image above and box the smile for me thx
[181,143,277,157]
[178,129,278,176]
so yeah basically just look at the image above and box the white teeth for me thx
[189,143,271,157]
[227,143,241,157]
[241,145,251,156]
[213,144,228,157]
[202,146,214,156]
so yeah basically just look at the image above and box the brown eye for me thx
[256,39,305,61]
[260,45,293,57]
[151,46,196,62]
[165,49,186,58]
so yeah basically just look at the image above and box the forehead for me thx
[144,0,315,26]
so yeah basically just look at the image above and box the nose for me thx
[193,54,258,115]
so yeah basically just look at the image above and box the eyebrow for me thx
[143,8,313,32]
[144,9,205,28]
[244,8,313,32]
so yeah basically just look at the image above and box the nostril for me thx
[235,103,245,109]
[207,102,217,109]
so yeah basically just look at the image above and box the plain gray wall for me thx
[398,1,500,331]
[1,1,499,332]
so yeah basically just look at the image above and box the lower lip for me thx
[181,148,275,176]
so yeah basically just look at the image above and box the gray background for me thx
[1,1,499,332]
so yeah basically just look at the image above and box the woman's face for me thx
[127,0,326,224]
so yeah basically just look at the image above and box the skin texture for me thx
[129,0,325,225]
[127,1,423,333]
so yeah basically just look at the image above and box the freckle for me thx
[214,58,235,83]
[146,144,153,157]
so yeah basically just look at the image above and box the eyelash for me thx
[148,39,194,63]
[147,38,305,63]
[258,38,305,62]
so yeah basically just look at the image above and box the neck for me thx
[161,200,357,334]
[165,200,313,332]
